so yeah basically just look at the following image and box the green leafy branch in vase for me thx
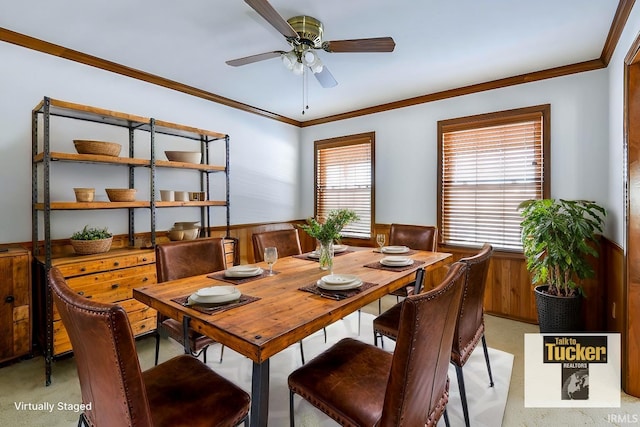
[299,209,359,244]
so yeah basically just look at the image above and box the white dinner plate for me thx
[191,286,241,304]
[321,274,359,286]
[224,266,263,278]
[317,279,363,291]
[333,244,348,253]
[380,256,414,267]
[307,251,320,259]
[382,245,410,254]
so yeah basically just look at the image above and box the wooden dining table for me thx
[133,246,451,427]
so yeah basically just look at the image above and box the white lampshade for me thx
[292,61,304,75]
[281,51,297,70]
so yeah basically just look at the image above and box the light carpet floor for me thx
[0,311,513,427]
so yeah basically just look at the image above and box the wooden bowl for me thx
[73,140,122,157]
[105,188,136,202]
[73,188,95,202]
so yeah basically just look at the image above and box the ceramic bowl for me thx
[181,228,200,240]
[164,151,202,163]
[73,187,95,202]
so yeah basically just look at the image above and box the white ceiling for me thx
[1,0,620,122]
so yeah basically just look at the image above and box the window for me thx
[438,105,550,250]
[315,132,375,240]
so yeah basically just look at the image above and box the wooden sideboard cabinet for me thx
[0,246,32,364]
[35,248,157,384]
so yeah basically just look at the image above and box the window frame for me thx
[314,132,375,243]
[437,104,550,251]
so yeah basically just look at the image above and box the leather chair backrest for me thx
[389,223,438,251]
[252,229,302,262]
[155,237,226,283]
[379,261,466,427]
[452,243,494,365]
[48,267,154,427]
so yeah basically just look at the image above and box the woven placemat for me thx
[207,270,279,285]
[292,250,355,262]
[171,294,260,315]
[364,259,426,272]
[298,281,377,299]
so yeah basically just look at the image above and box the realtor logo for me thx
[525,333,620,408]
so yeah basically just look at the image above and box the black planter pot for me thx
[534,285,583,333]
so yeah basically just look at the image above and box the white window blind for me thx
[315,134,374,239]
[439,106,548,250]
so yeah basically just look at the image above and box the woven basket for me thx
[106,188,136,202]
[70,237,113,255]
[534,285,583,333]
[73,140,122,157]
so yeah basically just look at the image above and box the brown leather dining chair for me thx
[251,228,312,363]
[252,228,303,262]
[48,266,250,427]
[374,267,425,347]
[373,243,494,427]
[379,223,438,312]
[450,243,494,427]
[288,262,467,427]
[154,237,228,365]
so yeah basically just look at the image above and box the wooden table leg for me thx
[250,359,270,427]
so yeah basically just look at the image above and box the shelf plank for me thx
[34,152,149,166]
[34,98,150,129]
[154,159,225,171]
[156,201,227,207]
[33,152,225,171]
[35,201,151,210]
[34,201,227,210]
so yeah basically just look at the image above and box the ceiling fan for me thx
[226,0,396,88]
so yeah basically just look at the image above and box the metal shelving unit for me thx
[31,96,230,385]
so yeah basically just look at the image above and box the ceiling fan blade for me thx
[314,66,338,88]
[226,51,285,67]
[323,37,396,53]
[244,0,299,39]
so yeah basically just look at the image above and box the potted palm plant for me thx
[519,199,606,332]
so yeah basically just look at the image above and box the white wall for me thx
[607,2,640,248]
[0,41,301,242]
[300,71,611,234]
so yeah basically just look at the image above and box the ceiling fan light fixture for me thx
[302,50,323,73]
[292,61,304,75]
[281,51,297,70]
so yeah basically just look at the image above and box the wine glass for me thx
[376,234,386,252]
[264,247,278,276]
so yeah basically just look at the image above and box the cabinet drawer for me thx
[55,251,155,278]
[62,264,157,305]
[52,320,72,355]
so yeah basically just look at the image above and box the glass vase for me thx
[318,240,334,272]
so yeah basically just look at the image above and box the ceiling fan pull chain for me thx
[302,66,309,115]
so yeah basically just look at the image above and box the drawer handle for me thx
[5,295,14,303]
[80,267,86,272]
[77,291,84,296]
[111,284,119,289]
[113,261,120,267]
[142,277,149,282]
[142,257,148,262]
